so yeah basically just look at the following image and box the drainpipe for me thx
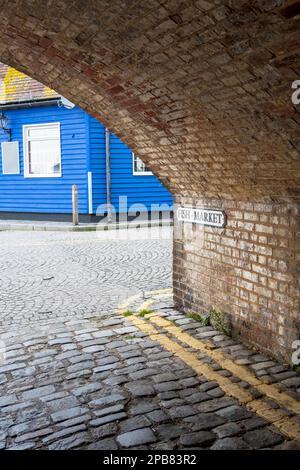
[105,128,112,222]
[85,114,93,215]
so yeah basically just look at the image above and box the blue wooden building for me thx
[0,64,172,220]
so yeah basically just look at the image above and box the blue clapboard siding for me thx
[0,106,172,216]
[0,105,89,214]
[88,115,173,214]
[88,116,106,213]
[110,133,173,212]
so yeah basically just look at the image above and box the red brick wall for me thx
[174,197,300,362]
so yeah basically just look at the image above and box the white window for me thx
[23,123,61,177]
[132,153,152,176]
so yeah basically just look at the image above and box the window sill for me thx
[24,174,62,178]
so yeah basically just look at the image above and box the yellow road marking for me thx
[117,290,300,441]
[116,294,141,315]
[138,299,155,312]
[126,314,300,442]
[117,289,172,316]
[130,316,252,404]
[150,315,300,417]
[144,288,173,296]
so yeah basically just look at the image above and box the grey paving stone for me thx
[186,393,212,405]
[207,387,225,398]
[250,361,276,371]
[31,357,53,366]
[1,402,33,413]
[197,397,234,413]
[125,357,147,365]
[7,442,36,450]
[92,330,114,338]
[251,354,271,363]
[104,375,128,386]
[22,385,56,400]
[129,400,160,416]
[94,404,125,417]
[281,377,300,387]
[215,422,242,438]
[48,338,73,346]
[91,423,117,439]
[43,424,87,444]
[210,437,250,450]
[0,417,13,431]
[90,412,127,427]
[93,363,121,373]
[14,427,53,443]
[125,383,155,397]
[0,375,7,385]
[82,345,104,353]
[216,405,252,422]
[0,362,26,373]
[276,440,300,450]
[12,366,36,378]
[106,341,127,349]
[68,354,93,364]
[96,355,119,366]
[180,431,216,447]
[114,326,138,335]
[146,409,169,424]
[73,382,101,396]
[153,372,178,383]
[67,361,95,373]
[169,405,198,418]
[119,415,151,433]
[197,331,218,339]
[46,396,79,412]
[154,381,182,393]
[129,368,158,380]
[0,395,17,408]
[51,406,88,423]
[243,428,284,448]
[117,428,156,448]
[158,391,180,400]
[57,414,91,428]
[179,377,200,388]
[89,393,126,407]
[9,417,50,437]
[88,438,118,450]
[40,391,69,402]
[199,381,219,392]
[48,432,90,450]
[156,423,183,440]
[185,413,226,431]
[0,439,6,450]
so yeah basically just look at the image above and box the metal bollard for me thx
[72,184,79,226]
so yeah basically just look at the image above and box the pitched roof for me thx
[0,63,59,105]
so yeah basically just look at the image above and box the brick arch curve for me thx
[0,0,300,360]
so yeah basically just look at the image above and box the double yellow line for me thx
[118,290,300,442]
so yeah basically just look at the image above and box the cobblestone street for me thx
[0,228,172,330]
[0,228,300,450]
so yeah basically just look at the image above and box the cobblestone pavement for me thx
[0,228,172,330]
[0,229,300,450]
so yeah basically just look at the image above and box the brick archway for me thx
[0,0,299,361]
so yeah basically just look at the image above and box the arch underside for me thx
[0,0,299,201]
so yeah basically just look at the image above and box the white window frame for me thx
[23,122,62,178]
[132,152,152,176]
